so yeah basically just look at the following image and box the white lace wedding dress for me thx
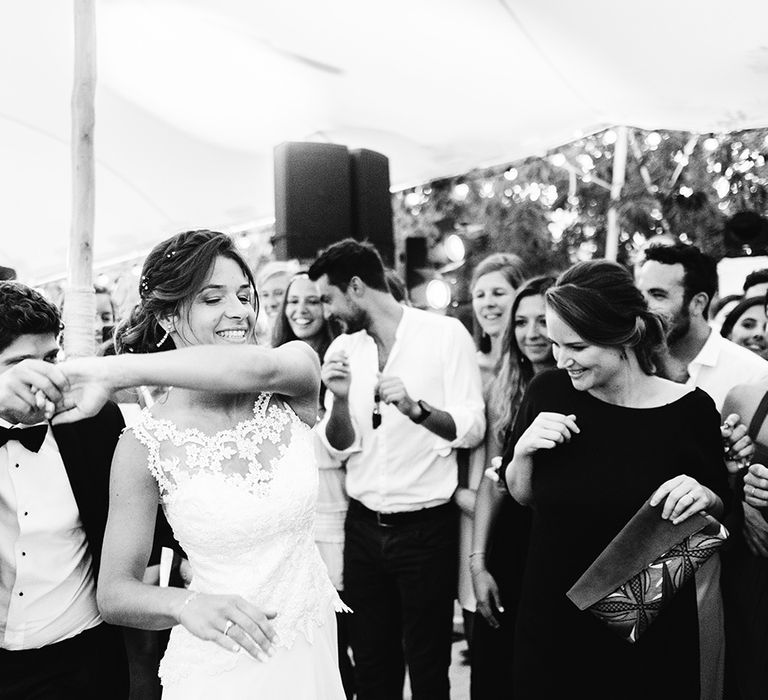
[130,392,348,699]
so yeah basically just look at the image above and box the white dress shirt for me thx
[318,306,485,513]
[0,418,100,649]
[686,329,768,410]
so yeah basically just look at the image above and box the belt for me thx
[348,498,454,528]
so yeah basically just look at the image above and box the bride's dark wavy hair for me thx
[114,230,258,354]
[545,259,667,376]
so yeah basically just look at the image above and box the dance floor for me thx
[448,632,471,699]
[403,604,470,699]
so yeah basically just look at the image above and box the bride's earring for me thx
[156,327,171,348]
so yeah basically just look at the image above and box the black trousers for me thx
[0,623,128,700]
[343,499,458,700]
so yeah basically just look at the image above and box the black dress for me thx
[505,369,730,700]
[721,391,768,700]
[469,492,531,700]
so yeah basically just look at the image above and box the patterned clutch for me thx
[566,500,728,643]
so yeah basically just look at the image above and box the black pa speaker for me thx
[724,211,768,257]
[404,236,428,289]
[349,148,394,267]
[273,142,352,261]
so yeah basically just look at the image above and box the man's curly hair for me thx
[0,282,62,353]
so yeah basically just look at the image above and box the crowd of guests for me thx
[3,231,768,699]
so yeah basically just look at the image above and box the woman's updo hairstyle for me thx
[545,259,667,376]
[115,229,258,354]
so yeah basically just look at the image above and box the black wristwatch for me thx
[410,399,431,424]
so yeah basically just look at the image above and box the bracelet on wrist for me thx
[176,590,199,622]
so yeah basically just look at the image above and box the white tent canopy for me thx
[4,0,768,283]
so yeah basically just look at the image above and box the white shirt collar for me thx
[0,416,48,430]
[688,328,720,370]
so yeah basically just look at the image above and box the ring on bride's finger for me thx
[223,620,234,636]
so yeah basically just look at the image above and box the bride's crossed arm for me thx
[97,433,278,661]
[52,340,321,425]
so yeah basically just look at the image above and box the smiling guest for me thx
[271,272,354,698]
[455,252,524,655]
[308,238,485,700]
[502,259,729,700]
[470,253,526,363]
[469,275,557,699]
[272,273,336,360]
[719,295,768,360]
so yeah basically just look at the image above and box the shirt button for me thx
[18,592,23,597]
[15,463,19,468]
[21,552,26,556]
[23,511,28,516]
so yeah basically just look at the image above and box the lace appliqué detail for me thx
[127,392,349,685]
[130,392,292,501]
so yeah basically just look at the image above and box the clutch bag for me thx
[566,500,728,643]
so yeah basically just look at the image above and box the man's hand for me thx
[320,351,351,400]
[721,413,754,473]
[376,374,417,418]
[51,357,114,424]
[0,359,68,425]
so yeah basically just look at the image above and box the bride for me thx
[54,230,348,699]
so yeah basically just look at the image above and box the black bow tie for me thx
[0,425,48,453]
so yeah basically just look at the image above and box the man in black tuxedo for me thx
[0,281,128,699]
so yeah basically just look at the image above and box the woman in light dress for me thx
[271,271,355,699]
[56,230,347,699]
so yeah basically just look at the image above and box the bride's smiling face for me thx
[170,255,258,347]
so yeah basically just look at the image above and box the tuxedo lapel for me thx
[51,403,125,577]
[52,420,99,544]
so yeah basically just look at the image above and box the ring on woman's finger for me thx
[223,619,234,636]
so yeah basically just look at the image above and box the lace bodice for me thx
[129,393,345,682]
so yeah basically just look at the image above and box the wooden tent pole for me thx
[605,125,628,261]
[63,0,97,358]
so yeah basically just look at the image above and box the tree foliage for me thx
[392,126,768,279]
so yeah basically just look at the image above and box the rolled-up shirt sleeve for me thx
[435,319,485,452]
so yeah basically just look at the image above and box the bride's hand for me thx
[176,592,278,661]
[50,357,114,424]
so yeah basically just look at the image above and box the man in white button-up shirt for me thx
[309,239,485,700]
[637,242,768,700]
[0,282,128,698]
